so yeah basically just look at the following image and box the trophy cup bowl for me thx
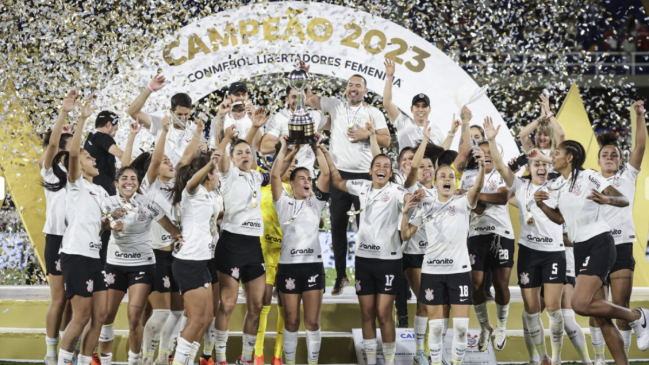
[285,69,317,144]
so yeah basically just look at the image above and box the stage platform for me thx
[1,286,649,363]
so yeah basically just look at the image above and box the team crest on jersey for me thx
[231,267,240,279]
[520,272,530,285]
[104,272,116,286]
[470,254,476,266]
[285,278,296,291]
[86,279,94,293]
[571,184,582,196]
[138,209,147,222]
[55,259,61,272]
[306,198,313,208]
[355,280,361,292]
[380,191,390,202]
[488,179,497,191]
[306,149,313,158]
[447,205,457,216]
[610,176,621,187]
[425,288,434,301]
[163,276,171,289]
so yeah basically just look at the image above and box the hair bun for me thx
[597,131,619,148]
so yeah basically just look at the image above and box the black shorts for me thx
[45,234,63,276]
[610,242,636,274]
[403,254,424,271]
[354,256,402,296]
[100,231,111,265]
[152,250,178,293]
[171,258,211,295]
[61,253,108,299]
[276,262,325,294]
[207,256,220,285]
[468,234,515,271]
[575,232,616,286]
[565,276,576,286]
[419,272,472,305]
[215,230,265,284]
[104,263,154,292]
[517,245,566,288]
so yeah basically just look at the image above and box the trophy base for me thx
[288,124,317,145]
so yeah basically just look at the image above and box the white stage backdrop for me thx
[101,1,519,159]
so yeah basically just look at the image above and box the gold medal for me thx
[250,201,258,209]
[283,216,297,226]
[526,217,535,225]
[109,220,117,229]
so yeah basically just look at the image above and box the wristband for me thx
[545,113,554,122]
[386,77,394,81]
[447,132,456,137]
[147,85,155,93]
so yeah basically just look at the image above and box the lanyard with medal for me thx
[347,182,391,222]
[417,196,455,231]
[283,198,307,226]
[523,181,548,225]
[345,104,363,142]
[245,172,259,209]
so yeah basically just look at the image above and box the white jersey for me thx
[264,108,326,175]
[61,177,110,258]
[346,180,407,260]
[601,163,639,244]
[103,194,164,266]
[174,185,218,261]
[274,191,328,264]
[141,177,178,249]
[209,190,224,258]
[218,113,253,155]
[320,98,388,173]
[41,164,67,236]
[149,115,198,166]
[403,183,437,254]
[508,177,564,252]
[551,169,611,243]
[220,162,264,236]
[460,169,514,239]
[411,195,475,274]
[393,113,445,151]
[394,171,407,186]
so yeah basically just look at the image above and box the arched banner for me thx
[100,1,519,158]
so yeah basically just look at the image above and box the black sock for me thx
[201,354,212,361]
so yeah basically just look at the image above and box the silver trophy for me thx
[285,67,317,144]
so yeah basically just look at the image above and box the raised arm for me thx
[121,122,142,167]
[519,109,543,153]
[484,116,514,187]
[540,94,565,146]
[534,190,564,224]
[382,58,401,122]
[527,148,553,164]
[177,115,205,169]
[187,149,221,195]
[146,116,170,185]
[365,121,381,157]
[321,144,348,192]
[453,106,473,171]
[405,122,431,189]
[68,96,93,183]
[315,141,330,194]
[271,136,290,202]
[245,107,270,170]
[127,74,165,129]
[400,194,421,241]
[467,149,485,207]
[217,125,237,174]
[44,90,79,170]
[629,100,646,170]
[441,117,461,151]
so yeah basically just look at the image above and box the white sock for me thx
[169,313,186,357]
[305,329,321,365]
[46,336,59,358]
[158,310,183,363]
[414,315,428,354]
[547,310,564,364]
[442,318,450,339]
[100,323,115,343]
[429,319,444,365]
[57,350,74,365]
[522,312,540,362]
[590,326,605,361]
[621,329,632,355]
[100,353,112,365]
[171,337,192,365]
[363,338,378,365]
[215,330,229,362]
[203,319,216,357]
[78,355,92,365]
[452,318,469,365]
[562,309,591,364]
[241,333,256,362]
[524,311,548,359]
[128,350,142,365]
[143,309,170,361]
[496,303,509,328]
[179,315,188,337]
[474,303,490,329]
[283,329,298,365]
[382,342,396,365]
[188,342,200,365]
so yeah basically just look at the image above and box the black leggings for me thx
[329,171,370,280]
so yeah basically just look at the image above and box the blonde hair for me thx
[535,123,557,155]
